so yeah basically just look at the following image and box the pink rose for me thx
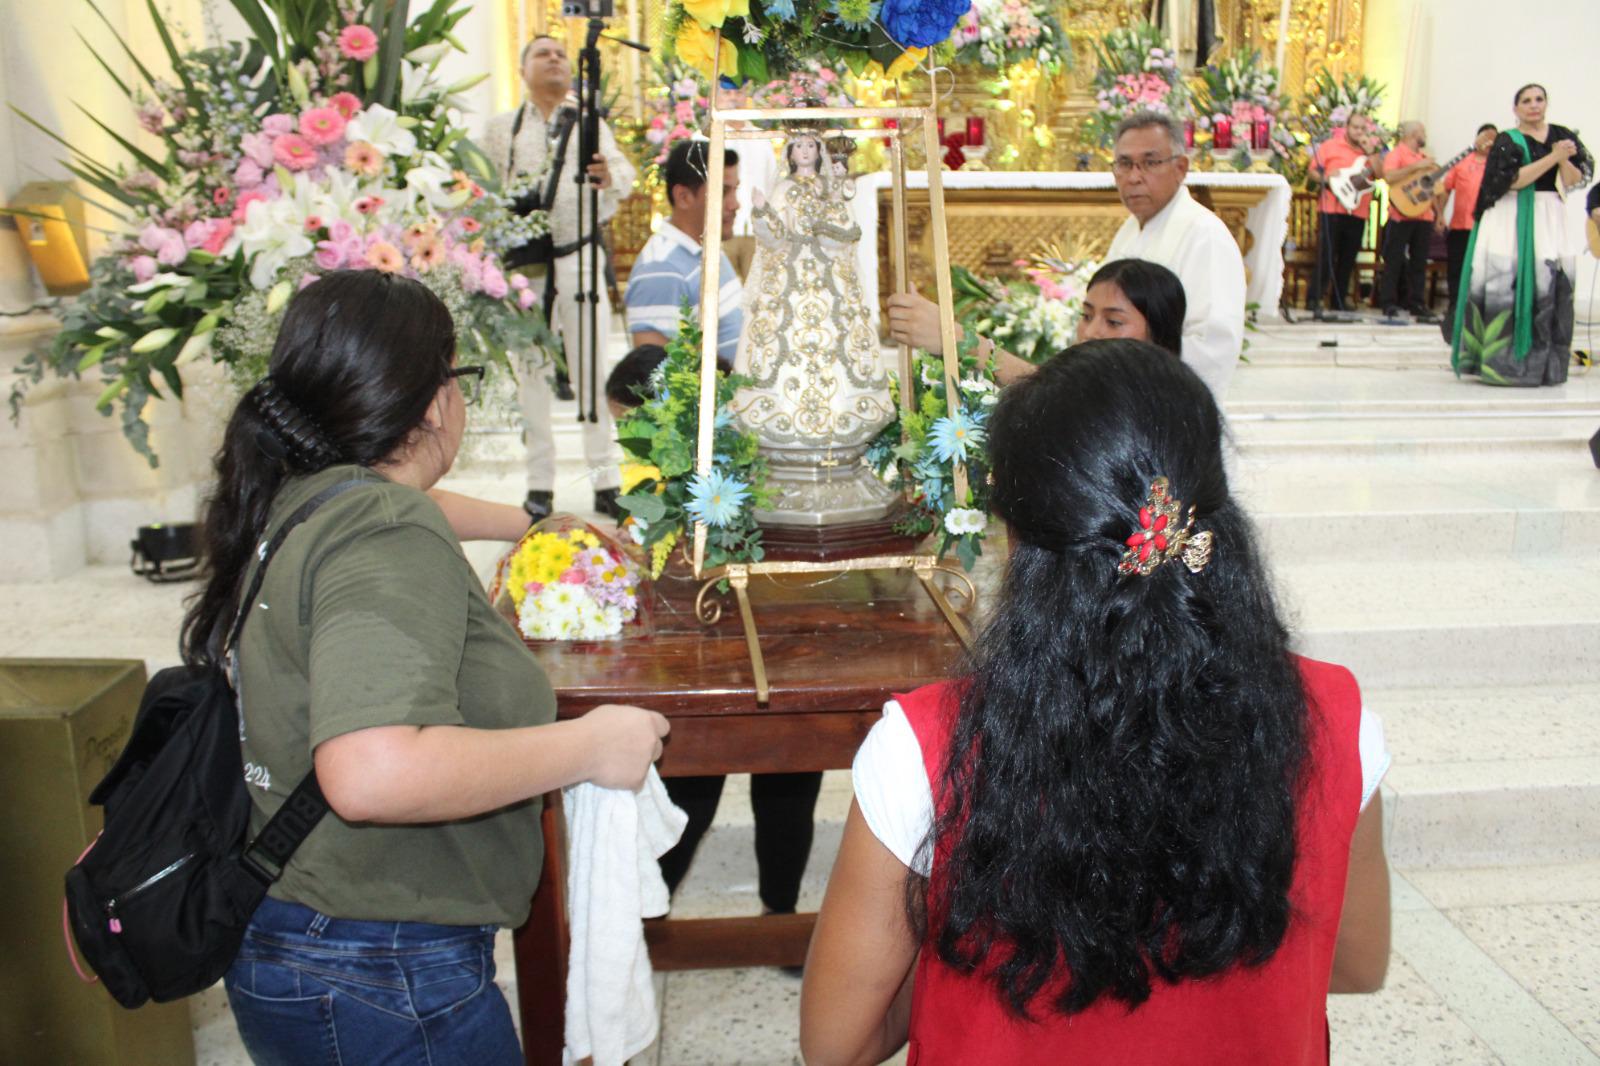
[559,567,587,585]
[130,255,157,283]
[183,220,210,247]
[240,131,276,168]
[510,272,530,290]
[328,219,355,242]
[315,240,347,270]
[517,288,536,310]
[261,114,295,136]
[328,92,362,119]
[674,100,695,122]
[273,134,318,171]
[481,264,508,299]
[338,24,379,61]
[139,223,180,253]
[234,159,265,188]
[202,219,234,255]
[156,235,187,266]
[299,107,347,146]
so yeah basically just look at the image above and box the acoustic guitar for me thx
[1387,146,1475,219]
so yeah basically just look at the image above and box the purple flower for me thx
[880,0,967,47]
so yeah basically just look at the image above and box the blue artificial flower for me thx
[880,0,969,47]
[685,470,751,528]
[927,414,983,464]
[764,0,797,19]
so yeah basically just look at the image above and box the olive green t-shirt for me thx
[236,465,556,927]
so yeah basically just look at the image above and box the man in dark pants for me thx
[1378,121,1439,322]
[1309,113,1386,315]
[1434,124,1498,341]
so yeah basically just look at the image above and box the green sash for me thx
[1451,132,1536,374]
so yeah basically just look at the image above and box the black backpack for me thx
[64,479,364,1007]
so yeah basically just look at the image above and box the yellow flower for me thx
[675,18,737,80]
[886,47,928,81]
[620,462,664,495]
[680,0,746,29]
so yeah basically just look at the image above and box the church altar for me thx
[853,170,1293,333]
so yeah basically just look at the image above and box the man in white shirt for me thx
[1103,110,1246,400]
[624,138,744,365]
[482,34,638,521]
[885,112,1245,400]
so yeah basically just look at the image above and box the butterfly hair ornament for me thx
[1117,477,1215,577]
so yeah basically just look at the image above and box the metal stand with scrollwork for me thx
[690,34,978,702]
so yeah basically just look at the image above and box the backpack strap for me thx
[225,476,370,884]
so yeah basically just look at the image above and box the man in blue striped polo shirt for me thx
[625,140,744,364]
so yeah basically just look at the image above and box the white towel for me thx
[562,766,687,1066]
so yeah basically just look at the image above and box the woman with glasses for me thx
[183,270,669,1064]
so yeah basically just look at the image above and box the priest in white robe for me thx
[884,112,1245,400]
[1103,110,1246,399]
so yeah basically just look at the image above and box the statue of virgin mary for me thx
[730,131,897,526]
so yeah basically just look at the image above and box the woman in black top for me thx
[1451,83,1591,386]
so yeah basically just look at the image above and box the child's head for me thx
[605,344,670,420]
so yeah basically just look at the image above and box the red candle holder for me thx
[1213,117,1232,150]
[1183,119,1195,149]
[966,116,985,147]
[1252,116,1272,150]
[883,116,897,148]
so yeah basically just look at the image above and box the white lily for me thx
[345,104,417,159]
[405,153,471,211]
[127,272,189,294]
[237,197,314,290]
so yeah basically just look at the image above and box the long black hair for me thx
[923,339,1309,1018]
[1086,258,1186,357]
[180,270,456,666]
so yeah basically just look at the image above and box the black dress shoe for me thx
[593,488,624,521]
[554,371,576,403]
[1410,308,1441,324]
[523,490,554,524]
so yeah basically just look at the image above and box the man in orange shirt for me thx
[1433,124,1497,340]
[1309,112,1386,317]
[1378,121,1438,323]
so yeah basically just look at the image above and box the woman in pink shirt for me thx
[1435,125,1498,341]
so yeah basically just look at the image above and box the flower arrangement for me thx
[1083,22,1191,150]
[866,334,999,571]
[1194,50,1299,173]
[748,63,856,110]
[614,315,771,577]
[664,0,968,84]
[640,59,715,181]
[949,0,1069,74]
[947,245,1098,366]
[8,0,553,464]
[1300,68,1388,144]
[503,518,645,641]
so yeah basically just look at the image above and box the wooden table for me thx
[510,559,985,1066]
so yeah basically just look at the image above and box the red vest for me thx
[899,656,1363,1066]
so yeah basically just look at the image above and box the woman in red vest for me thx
[801,340,1391,1065]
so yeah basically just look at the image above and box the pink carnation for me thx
[559,567,587,585]
[261,114,295,136]
[273,134,319,171]
[338,24,379,61]
[517,288,537,310]
[155,235,187,267]
[299,107,347,146]
[481,264,509,300]
[201,219,234,255]
[328,219,356,242]
[183,220,210,247]
[130,255,158,283]
[138,223,181,253]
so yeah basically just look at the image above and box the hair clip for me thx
[1117,477,1215,577]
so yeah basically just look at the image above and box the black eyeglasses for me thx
[446,365,486,406]
[1111,155,1177,176]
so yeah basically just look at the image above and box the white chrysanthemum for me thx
[944,508,987,536]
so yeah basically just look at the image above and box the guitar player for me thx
[1309,113,1387,318]
[1379,122,1441,324]
[1433,124,1499,341]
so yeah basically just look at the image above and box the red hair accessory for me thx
[1117,477,1215,577]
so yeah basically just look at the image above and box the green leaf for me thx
[75,30,131,98]
[618,493,667,525]
[653,427,693,479]
[82,0,163,94]
[372,0,412,107]
[226,0,281,61]
[144,0,201,109]
[73,103,172,178]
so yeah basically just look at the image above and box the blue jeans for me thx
[225,896,523,1066]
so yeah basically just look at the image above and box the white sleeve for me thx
[1175,223,1247,401]
[1357,705,1391,812]
[851,700,936,877]
[597,120,636,225]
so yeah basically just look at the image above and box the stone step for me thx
[1278,556,1600,688]
[1375,683,1600,869]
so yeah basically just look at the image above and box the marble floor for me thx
[8,319,1599,1064]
